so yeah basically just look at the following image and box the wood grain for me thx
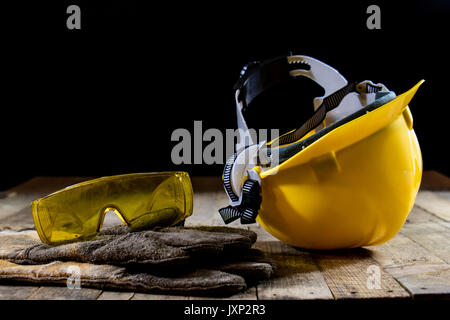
[415,191,450,221]
[97,291,135,300]
[131,293,190,300]
[27,286,102,300]
[368,232,450,298]
[313,248,410,299]
[0,195,36,224]
[247,224,278,242]
[406,206,450,226]
[186,176,225,226]
[188,287,257,300]
[401,207,450,264]
[254,241,333,300]
[1,174,450,300]
[0,285,39,300]
[131,287,257,300]
[391,268,450,299]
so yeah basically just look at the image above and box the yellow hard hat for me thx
[219,54,423,250]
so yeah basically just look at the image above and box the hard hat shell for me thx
[256,81,423,249]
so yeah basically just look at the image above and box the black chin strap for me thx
[219,178,261,224]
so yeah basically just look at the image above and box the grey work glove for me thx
[0,226,274,297]
[3,226,256,266]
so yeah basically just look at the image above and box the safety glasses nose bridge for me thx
[96,205,130,232]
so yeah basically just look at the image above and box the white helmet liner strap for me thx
[220,54,389,225]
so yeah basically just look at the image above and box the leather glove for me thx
[0,226,274,297]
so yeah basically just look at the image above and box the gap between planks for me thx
[1,175,450,300]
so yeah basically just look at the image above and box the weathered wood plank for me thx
[313,249,410,299]
[406,205,450,229]
[436,191,450,201]
[391,268,450,299]
[186,191,223,226]
[131,293,190,300]
[0,207,35,231]
[186,176,225,226]
[132,286,257,301]
[368,233,450,298]
[381,204,450,300]
[2,175,450,301]
[220,287,257,300]
[401,209,450,265]
[0,194,36,220]
[0,284,39,300]
[247,224,278,242]
[27,286,102,300]
[368,232,446,269]
[97,291,134,300]
[188,287,257,300]
[254,241,333,300]
[415,191,450,221]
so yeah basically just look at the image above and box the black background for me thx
[1,0,449,190]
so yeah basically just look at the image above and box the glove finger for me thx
[194,248,276,285]
[0,260,247,297]
[156,226,257,255]
[218,261,274,285]
[6,232,190,267]
[1,227,259,269]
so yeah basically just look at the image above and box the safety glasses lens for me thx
[31,172,193,244]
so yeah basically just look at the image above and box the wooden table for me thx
[0,171,449,300]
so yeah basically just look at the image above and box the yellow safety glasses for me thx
[31,172,193,245]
